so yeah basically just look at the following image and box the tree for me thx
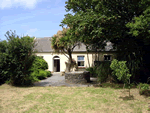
[110,59,132,97]
[61,0,150,82]
[0,30,37,85]
[51,27,80,72]
[0,40,9,84]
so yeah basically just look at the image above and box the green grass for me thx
[0,84,149,113]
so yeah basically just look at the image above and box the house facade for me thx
[34,37,116,73]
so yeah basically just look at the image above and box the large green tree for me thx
[0,30,37,85]
[51,27,80,72]
[61,0,150,82]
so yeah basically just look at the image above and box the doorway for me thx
[53,56,60,72]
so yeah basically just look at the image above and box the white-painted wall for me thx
[35,52,116,72]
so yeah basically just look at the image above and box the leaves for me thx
[110,59,131,83]
[0,30,36,85]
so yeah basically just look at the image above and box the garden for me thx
[0,0,150,112]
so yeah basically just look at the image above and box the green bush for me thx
[137,83,150,96]
[96,61,112,83]
[137,83,149,90]
[86,66,97,77]
[46,71,51,77]
[31,56,48,71]
[29,56,50,80]
[37,70,47,80]
[30,70,51,81]
[30,71,40,82]
[0,31,36,86]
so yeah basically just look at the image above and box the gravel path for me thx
[33,72,98,87]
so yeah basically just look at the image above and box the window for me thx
[104,55,111,61]
[77,56,84,67]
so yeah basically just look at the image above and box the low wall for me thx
[65,71,90,84]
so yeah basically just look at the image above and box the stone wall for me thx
[65,71,90,84]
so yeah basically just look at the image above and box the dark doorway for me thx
[53,56,60,72]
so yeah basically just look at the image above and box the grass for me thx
[0,84,150,113]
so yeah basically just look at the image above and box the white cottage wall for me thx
[35,52,116,72]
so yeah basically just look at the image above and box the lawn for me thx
[0,84,150,113]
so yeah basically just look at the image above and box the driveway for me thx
[34,72,97,87]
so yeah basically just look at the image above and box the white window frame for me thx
[77,56,85,67]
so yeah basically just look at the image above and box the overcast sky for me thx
[0,0,70,40]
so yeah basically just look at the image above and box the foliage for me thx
[126,7,150,38]
[96,61,112,83]
[61,0,150,83]
[51,27,80,72]
[110,59,132,96]
[30,56,51,80]
[137,83,150,96]
[110,59,131,83]
[0,30,36,86]
[45,71,51,77]
[31,56,48,71]
[137,83,149,90]
[0,40,9,84]
[86,66,97,77]
[37,70,48,80]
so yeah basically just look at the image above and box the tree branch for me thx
[62,50,69,59]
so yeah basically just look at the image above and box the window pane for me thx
[78,61,84,66]
[78,56,84,60]
[104,55,111,61]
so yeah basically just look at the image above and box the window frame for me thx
[103,54,112,61]
[77,56,85,67]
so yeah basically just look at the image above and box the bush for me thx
[46,71,51,77]
[86,66,97,77]
[137,83,150,96]
[30,71,40,82]
[96,61,112,83]
[30,70,51,81]
[31,56,48,70]
[137,83,149,90]
[29,56,50,80]
[0,41,10,85]
[37,70,47,80]
[0,31,37,86]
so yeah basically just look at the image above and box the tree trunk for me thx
[66,49,72,72]
[87,51,90,67]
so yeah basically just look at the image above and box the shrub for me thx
[138,83,150,95]
[0,31,37,86]
[45,71,51,77]
[96,61,112,83]
[86,66,97,77]
[30,71,40,82]
[37,70,47,80]
[0,41,10,85]
[137,83,150,96]
[29,56,50,80]
[31,56,48,71]
[110,59,132,96]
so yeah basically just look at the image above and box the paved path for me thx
[34,72,97,87]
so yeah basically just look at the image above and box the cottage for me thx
[34,37,116,73]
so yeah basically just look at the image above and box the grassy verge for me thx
[0,84,149,113]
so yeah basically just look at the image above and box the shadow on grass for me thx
[100,83,137,89]
[119,95,134,100]
[11,83,35,88]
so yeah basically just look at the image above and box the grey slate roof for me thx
[34,37,114,52]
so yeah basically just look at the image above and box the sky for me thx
[0,0,71,41]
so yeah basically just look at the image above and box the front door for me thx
[53,56,60,72]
